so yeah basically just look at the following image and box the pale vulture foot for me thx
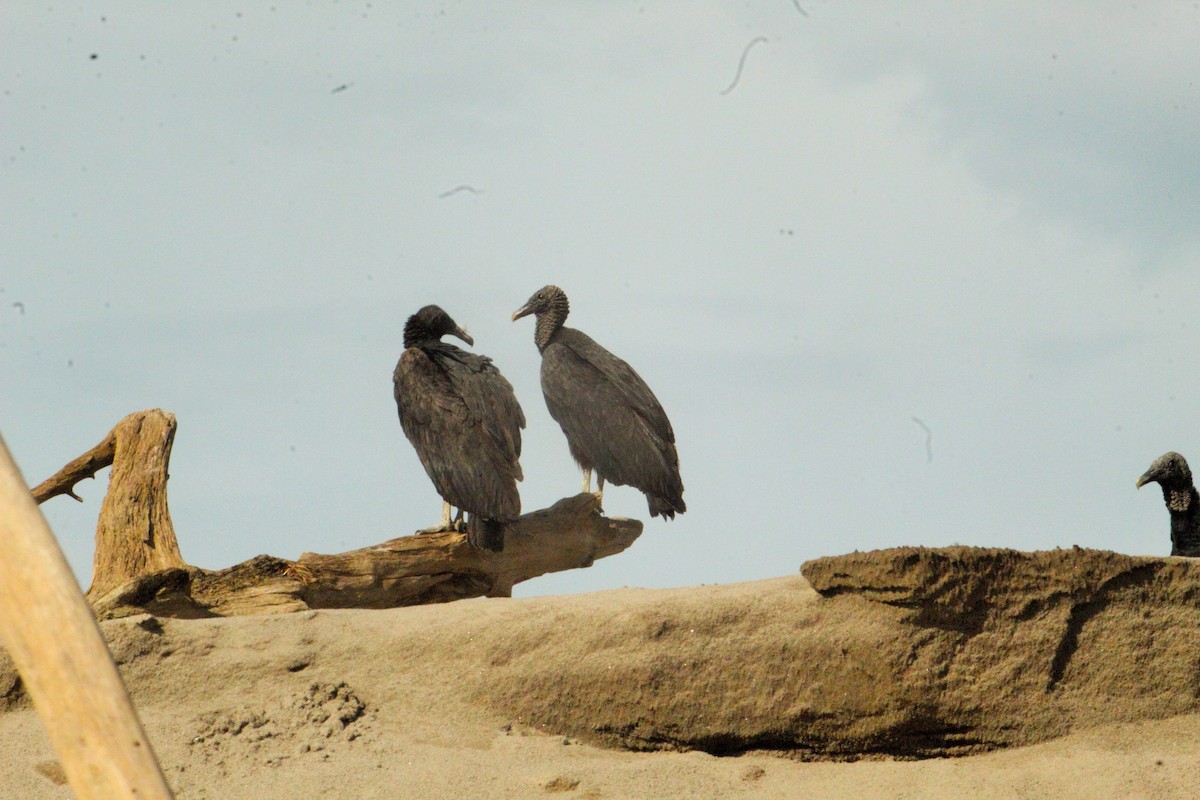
[416,500,457,534]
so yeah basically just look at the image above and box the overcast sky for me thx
[3,2,1199,597]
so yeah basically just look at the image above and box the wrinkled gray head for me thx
[512,286,570,351]
[1137,451,1192,490]
[403,304,473,348]
[511,285,569,323]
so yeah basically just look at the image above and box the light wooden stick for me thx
[0,433,174,799]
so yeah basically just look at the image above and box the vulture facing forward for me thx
[1137,451,1200,557]
[512,285,685,519]
[393,305,525,552]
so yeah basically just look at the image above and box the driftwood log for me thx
[34,410,643,620]
[0,431,175,799]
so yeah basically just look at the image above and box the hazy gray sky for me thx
[4,3,1199,597]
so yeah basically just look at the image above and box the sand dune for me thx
[3,548,1200,798]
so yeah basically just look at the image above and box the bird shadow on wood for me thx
[32,409,643,621]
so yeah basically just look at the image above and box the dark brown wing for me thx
[446,350,526,482]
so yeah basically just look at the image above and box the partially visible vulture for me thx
[512,285,685,519]
[1136,451,1200,557]
[393,305,525,552]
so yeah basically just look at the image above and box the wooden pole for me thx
[0,433,174,799]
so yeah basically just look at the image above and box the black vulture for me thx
[1136,451,1200,557]
[511,285,685,519]
[393,305,525,552]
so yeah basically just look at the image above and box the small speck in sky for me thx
[438,185,483,199]
[912,417,933,463]
[720,37,768,96]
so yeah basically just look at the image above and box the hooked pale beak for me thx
[512,303,534,322]
[453,326,474,346]
[1136,471,1155,490]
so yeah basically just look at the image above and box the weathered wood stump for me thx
[34,409,184,601]
[33,410,643,620]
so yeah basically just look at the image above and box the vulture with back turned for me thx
[1137,451,1200,557]
[393,304,525,552]
[512,285,685,520]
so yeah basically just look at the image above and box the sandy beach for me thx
[4,562,1200,799]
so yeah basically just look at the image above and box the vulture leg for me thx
[416,500,455,534]
[451,507,466,532]
[581,467,593,494]
[595,474,606,505]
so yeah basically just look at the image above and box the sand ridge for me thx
[2,549,1200,798]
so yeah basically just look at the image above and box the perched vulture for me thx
[512,285,685,519]
[1137,451,1200,557]
[393,305,524,552]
